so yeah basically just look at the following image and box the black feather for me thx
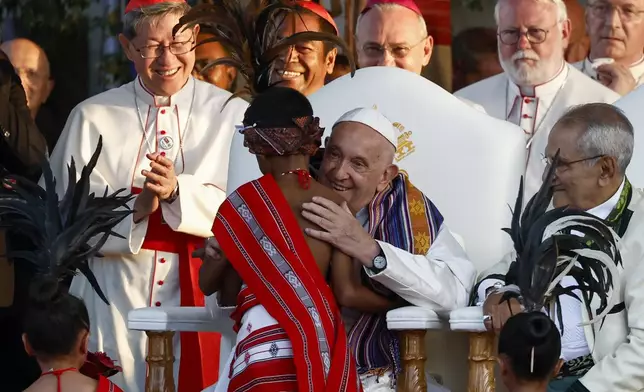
[501,149,621,327]
[0,136,133,305]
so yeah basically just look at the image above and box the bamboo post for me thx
[145,331,176,392]
[397,330,428,392]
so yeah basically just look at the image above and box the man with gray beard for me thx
[454,0,620,201]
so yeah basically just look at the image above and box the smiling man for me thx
[270,1,339,96]
[573,0,644,95]
[48,0,248,391]
[455,0,620,201]
[477,103,644,392]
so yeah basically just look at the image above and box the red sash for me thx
[132,187,220,391]
[212,175,362,392]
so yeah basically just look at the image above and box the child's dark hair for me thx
[243,86,314,128]
[241,87,323,157]
[23,276,90,359]
[498,312,561,382]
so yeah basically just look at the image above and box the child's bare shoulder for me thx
[312,182,347,206]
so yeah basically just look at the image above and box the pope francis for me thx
[46,1,248,391]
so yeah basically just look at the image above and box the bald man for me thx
[0,39,54,120]
[192,32,237,92]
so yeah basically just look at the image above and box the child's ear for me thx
[552,358,564,377]
[497,354,510,377]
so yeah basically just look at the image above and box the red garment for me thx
[97,376,124,392]
[213,174,362,392]
[39,368,123,392]
[132,187,220,391]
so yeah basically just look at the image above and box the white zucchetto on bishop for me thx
[333,107,397,148]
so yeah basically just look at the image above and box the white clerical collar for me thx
[583,55,644,81]
[134,76,195,107]
[508,62,568,97]
[586,178,625,220]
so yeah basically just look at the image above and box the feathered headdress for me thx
[173,0,355,99]
[501,150,621,330]
[0,136,133,305]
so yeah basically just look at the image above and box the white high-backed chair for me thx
[127,67,526,392]
[614,85,644,188]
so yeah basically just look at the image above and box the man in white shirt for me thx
[478,103,644,392]
[48,0,248,391]
[572,0,644,95]
[455,0,620,200]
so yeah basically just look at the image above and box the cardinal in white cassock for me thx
[45,0,248,391]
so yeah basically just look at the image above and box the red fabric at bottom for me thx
[97,375,124,392]
[228,325,297,392]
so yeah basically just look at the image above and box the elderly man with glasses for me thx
[355,0,432,74]
[572,0,644,95]
[47,0,248,391]
[455,0,620,201]
[476,103,644,392]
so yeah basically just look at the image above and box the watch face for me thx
[373,255,386,269]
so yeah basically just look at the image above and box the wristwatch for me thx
[368,250,387,274]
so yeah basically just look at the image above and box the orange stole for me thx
[213,175,362,392]
[132,187,219,391]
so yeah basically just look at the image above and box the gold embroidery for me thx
[408,199,425,216]
[414,232,431,254]
[395,127,415,162]
[403,173,432,255]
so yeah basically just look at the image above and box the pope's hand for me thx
[302,196,380,266]
[142,153,178,200]
[596,63,636,96]
[133,185,159,223]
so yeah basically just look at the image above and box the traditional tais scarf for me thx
[240,116,324,156]
[348,172,444,379]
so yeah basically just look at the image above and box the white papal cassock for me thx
[455,63,620,200]
[47,76,248,392]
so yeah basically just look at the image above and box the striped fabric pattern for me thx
[348,172,444,377]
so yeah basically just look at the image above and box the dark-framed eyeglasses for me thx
[588,2,644,23]
[360,36,428,59]
[134,34,196,59]
[541,154,605,169]
[497,24,558,45]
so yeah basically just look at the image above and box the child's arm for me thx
[219,265,242,307]
[331,248,401,313]
[196,247,228,296]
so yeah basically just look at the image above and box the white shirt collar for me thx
[586,178,625,219]
[134,76,195,107]
[582,55,644,83]
[357,207,369,228]
[508,61,568,97]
